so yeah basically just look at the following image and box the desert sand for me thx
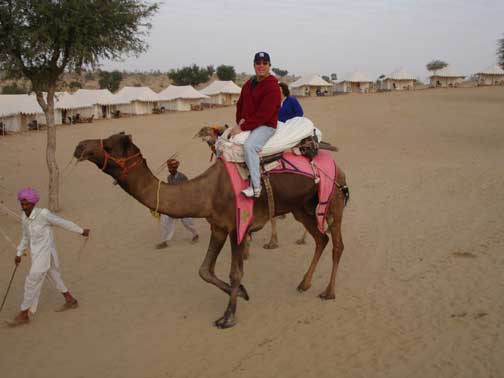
[1,87,503,378]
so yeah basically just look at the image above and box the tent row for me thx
[0,81,242,133]
[290,64,504,96]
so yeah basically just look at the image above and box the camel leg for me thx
[215,233,245,329]
[319,196,345,300]
[292,208,329,293]
[243,233,251,260]
[198,227,249,301]
[263,217,279,249]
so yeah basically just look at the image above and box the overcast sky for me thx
[104,0,504,81]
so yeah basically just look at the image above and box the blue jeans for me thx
[243,126,276,189]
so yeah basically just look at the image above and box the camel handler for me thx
[230,51,281,198]
[156,159,199,249]
[6,187,90,327]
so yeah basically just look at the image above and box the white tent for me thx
[474,64,504,86]
[379,68,416,91]
[157,85,208,111]
[200,80,241,105]
[429,67,465,88]
[333,72,373,93]
[112,86,161,115]
[72,89,124,119]
[290,75,332,96]
[0,94,62,132]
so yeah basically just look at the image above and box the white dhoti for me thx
[21,254,68,314]
[160,214,198,242]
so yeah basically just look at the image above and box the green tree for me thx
[322,75,330,82]
[69,81,82,90]
[99,70,123,92]
[498,34,504,69]
[207,65,215,76]
[272,67,288,77]
[0,0,158,210]
[426,60,448,72]
[168,64,210,86]
[330,73,338,81]
[2,82,27,94]
[216,65,236,81]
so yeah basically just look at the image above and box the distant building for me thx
[379,69,416,91]
[333,72,373,93]
[429,67,465,88]
[112,86,160,115]
[290,75,332,97]
[157,85,208,111]
[72,89,123,119]
[474,65,504,86]
[200,80,241,105]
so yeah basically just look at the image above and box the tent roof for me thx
[72,89,124,105]
[200,80,241,96]
[429,67,465,78]
[0,94,43,117]
[384,68,416,81]
[290,75,332,88]
[158,85,208,100]
[113,86,161,103]
[338,71,372,83]
[475,64,504,75]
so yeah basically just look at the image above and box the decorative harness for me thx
[100,140,143,181]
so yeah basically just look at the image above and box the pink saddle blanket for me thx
[221,150,338,245]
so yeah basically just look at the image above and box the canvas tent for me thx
[429,67,465,88]
[200,80,241,105]
[333,72,373,93]
[379,68,416,91]
[290,75,332,96]
[112,86,160,115]
[0,94,63,133]
[71,89,123,119]
[157,85,208,111]
[474,65,504,86]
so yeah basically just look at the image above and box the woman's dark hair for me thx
[279,82,290,97]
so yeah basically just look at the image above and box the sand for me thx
[1,87,503,378]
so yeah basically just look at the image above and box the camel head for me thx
[73,132,142,179]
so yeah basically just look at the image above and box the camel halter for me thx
[100,140,143,181]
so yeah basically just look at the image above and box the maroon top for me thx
[236,75,281,131]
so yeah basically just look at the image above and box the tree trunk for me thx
[35,88,59,211]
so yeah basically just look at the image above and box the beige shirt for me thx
[16,208,83,273]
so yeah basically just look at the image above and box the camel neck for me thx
[119,161,215,218]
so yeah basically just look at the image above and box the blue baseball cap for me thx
[254,51,271,63]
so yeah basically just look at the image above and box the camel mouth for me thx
[73,141,94,162]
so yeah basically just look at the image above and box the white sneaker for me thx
[242,186,261,198]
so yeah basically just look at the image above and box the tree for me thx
[99,70,123,92]
[426,60,448,72]
[69,81,82,90]
[207,65,215,76]
[272,67,288,77]
[322,75,330,82]
[0,0,158,210]
[330,73,338,81]
[168,65,210,86]
[498,34,504,69]
[216,65,236,81]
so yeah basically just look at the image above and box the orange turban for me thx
[167,159,180,169]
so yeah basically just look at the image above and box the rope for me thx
[0,224,18,252]
[263,175,275,221]
[0,203,21,222]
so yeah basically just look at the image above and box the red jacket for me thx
[236,75,281,131]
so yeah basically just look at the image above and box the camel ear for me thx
[119,131,125,135]
[121,134,131,150]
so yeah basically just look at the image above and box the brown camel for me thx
[74,132,349,328]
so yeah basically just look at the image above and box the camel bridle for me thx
[100,139,143,180]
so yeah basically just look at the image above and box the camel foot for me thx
[263,241,279,250]
[295,238,306,245]
[214,312,237,329]
[297,281,311,293]
[318,291,336,300]
[239,284,250,301]
[155,242,169,249]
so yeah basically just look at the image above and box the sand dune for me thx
[1,87,503,378]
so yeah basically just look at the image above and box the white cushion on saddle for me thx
[216,116,322,163]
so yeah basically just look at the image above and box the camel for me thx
[74,132,349,328]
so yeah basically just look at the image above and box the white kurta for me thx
[16,208,84,273]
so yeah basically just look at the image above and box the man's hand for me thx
[229,125,243,138]
[82,229,90,237]
[14,256,21,266]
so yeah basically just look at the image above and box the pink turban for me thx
[17,187,40,204]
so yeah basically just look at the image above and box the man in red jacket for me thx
[230,51,281,197]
